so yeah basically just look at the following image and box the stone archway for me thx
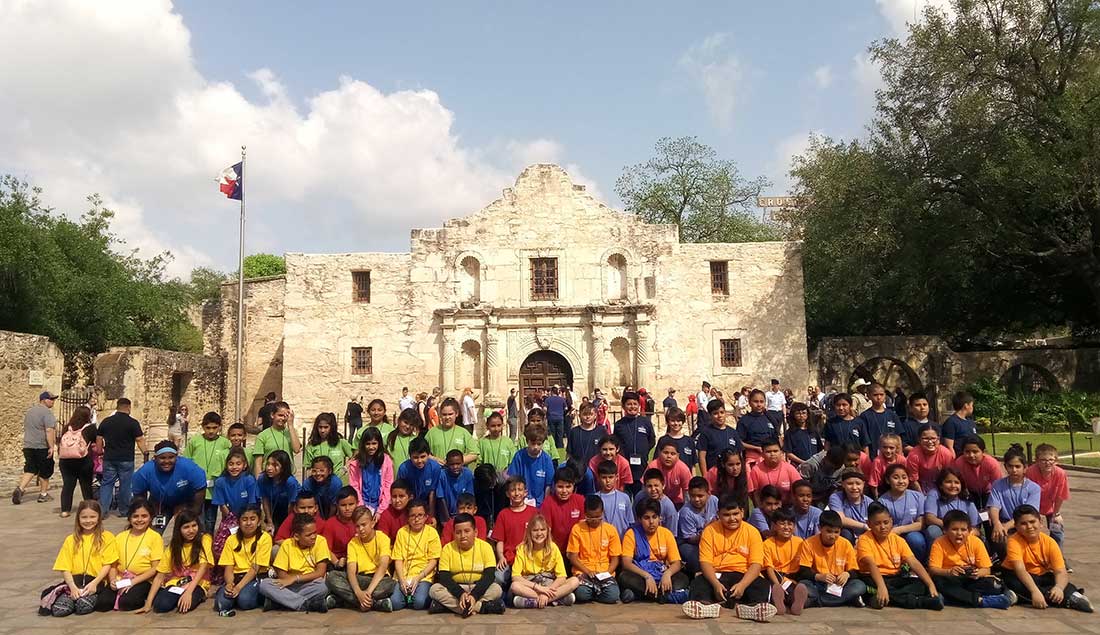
[1000,363,1061,394]
[848,356,923,394]
[519,350,573,399]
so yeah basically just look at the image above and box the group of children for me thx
[41,390,1092,621]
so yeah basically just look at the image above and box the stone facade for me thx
[204,164,810,423]
[93,347,224,445]
[0,330,64,465]
[200,275,285,423]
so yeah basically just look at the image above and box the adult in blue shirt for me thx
[941,391,977,455]
[131,440,207,533]
[858,382,902,458]
[543,386,568,449]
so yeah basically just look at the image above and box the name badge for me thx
[570,510,580,518]
[979,511,990,522]
[781,579,793,591]
[229,526,239,535]
[115,579,132,589]
[637,427,646,433]
[169,586,186,595]
[629,457,642,466]
[851,429,860,436]
[206,479,215,488]
[826,583,844,597]
[811,439,819,445]
[683,448,693,455]
[595,572,613,581]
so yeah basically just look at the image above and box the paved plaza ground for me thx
[3,470,1099,634]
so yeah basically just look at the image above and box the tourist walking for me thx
[13,390,59,505]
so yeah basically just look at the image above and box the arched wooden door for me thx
[519,350,573,398]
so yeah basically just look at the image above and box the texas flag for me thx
[218,162,243,200]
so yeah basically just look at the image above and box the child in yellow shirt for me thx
[258,513,335,612]
[619,499,689,604]
[510,514,580,608]
[325,506,397,612]
[762,508,807,615]
[41,500,118,617]
[139,509,214,614]
[683,495,776,623]
[1002,504,1092,612]
[213,504,271,615]
[95,499,162,612]
[390,499,442,610]
[428,513,504,615]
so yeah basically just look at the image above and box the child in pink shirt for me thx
[864,434,904,489]
[1025,443,1069,547]
[645,439,692,506]
[905,424,955,493]
[748,439,802,503]
[953,436,1003,507]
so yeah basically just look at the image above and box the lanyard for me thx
[76,535,91,576]
[123,531,148,573]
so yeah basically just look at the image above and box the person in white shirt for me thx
[764,378,787,433]
[460,387,479,436]
[696,381,712,409]
[398,386,415,413]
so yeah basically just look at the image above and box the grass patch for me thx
[979,432,1099,459]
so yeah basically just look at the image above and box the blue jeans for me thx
[574,579,620,604]
[214,578,261,611]
[903,530,930,563]
[801,579,867,607]
[389,580,432,610]
[202,500,219,533]
[924,524,944,543]
[547,418,566,448]
[100,460,134,516]
[679,542,701,576]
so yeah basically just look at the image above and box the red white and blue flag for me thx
[218,162,243,200]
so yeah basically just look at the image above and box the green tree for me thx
[0,176,201,354]
[242,253,286,279]
[188,266,227,302]
[789,0,1100,337]
[616,137,779,243]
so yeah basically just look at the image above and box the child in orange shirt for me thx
[857,502,941,610]
[795,510,866,607]
[683,495,776,622]
[1002,505,1092,612]
[927,510,1013,609]
[566,496,622,604]
[762,508,807,615]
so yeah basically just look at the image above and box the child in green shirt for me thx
[353,399,395,449]
[478,412,516,476]
[304,412,354,481]
[184,411,230,531]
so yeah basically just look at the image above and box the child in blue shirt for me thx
[632,468,679,536]
[397,437,441,519]
[595,460,634,535]
[436,449,474,521]
[507,423,555,506]
[877,464,928,562]
[676,476,717,576]
[212,447,259,521]
[783,404,821,467]
[923,466,981,544]
[828,470,872,544]
[790,480,822,539]
[256,449,300,533]
[748,485,783,536]
[656,407,697,471]
[300,455,343,519]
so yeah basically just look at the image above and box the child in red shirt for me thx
[274,492,326,544]
[491,476,538,588]
[375,479,412,541]
[864,434,904,489]
[321,486,360,568]
[540,465,585,552]
[440,493,488,545]
[587,436,632,490]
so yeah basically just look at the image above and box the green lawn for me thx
[979,432,1099,462]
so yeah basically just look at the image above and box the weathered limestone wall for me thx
[0,330,64,465]
[93,347,224,445]
[201,276,285,424]
[279,164,811,418]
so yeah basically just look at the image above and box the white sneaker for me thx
[683,600,721,619]
[735,602,778,623]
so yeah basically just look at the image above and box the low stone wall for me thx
[0,330,64,466]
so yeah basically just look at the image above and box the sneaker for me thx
[428,600,449,614]
[1003,589,1017,607]
[480,599,505,614]
[683,600,721,619]
[559,593,575,607]
[620,589,635,604]
[513,596,535,609]
[979,594,1011,610]
[1067,592,1094,613]
[11,488,22,505]
[869,594,886,610]
[771,584,786,615]
[36,493,52,503]
[323,594,337,611]
[218,609,237,617]
[666,589,689,605]
[262,597,275,612]
[303,594,332,613]
[789,583,808,616]
[374,598,393,613]
[920,595,945,611]
[735,602,778,623]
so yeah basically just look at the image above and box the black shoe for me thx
[11,488,22,505]
[428,600,450,614]
[480,599,505,614]
[920,595,945,611]
[304,594,332,613]
[262,597,275,612]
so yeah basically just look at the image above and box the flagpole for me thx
[235,145,246,425]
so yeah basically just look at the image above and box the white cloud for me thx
[813,65,833,89]
[679,33,743,131]
[501,138,604,201]
[875,0,955,36]
[852,51,885,101]
[767,131,822,194]
[0,0,598,277]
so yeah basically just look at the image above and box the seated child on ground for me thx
[325,506,397,612]
[214,504,271,615]
[927,509,1014,609]
[619,499,689,604]
[1001,504,1092,612]
[566,496,622,604]
[763,508,807,615]
[510,514,580,608]
[795,510,866,607]
[42,500,118,617]
[94,499,161,613]
[258,512,334,612]
[140,509,214,614]
[428,513,505,615]
[857,502,942,610]
[389,499,442,610]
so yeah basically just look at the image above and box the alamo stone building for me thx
[201,164,810,423]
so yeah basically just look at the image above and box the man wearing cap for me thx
[764,379,787,433]
[131,440,208,533]
[97,397,148,516]
[12,391,59,505]
[662,388,678,416]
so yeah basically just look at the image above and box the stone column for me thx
[442,327,456,395]
[634,315,651,390]
[484,327,502,406]
[590,314,607,392]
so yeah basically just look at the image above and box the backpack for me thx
[59,424,90,459]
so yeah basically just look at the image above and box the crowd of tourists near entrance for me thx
[31,381,1092,621]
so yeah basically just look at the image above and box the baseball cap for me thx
[39,391,58,400]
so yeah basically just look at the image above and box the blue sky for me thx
[0,1,931,276]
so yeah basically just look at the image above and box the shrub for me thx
[966,377,1100,433]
